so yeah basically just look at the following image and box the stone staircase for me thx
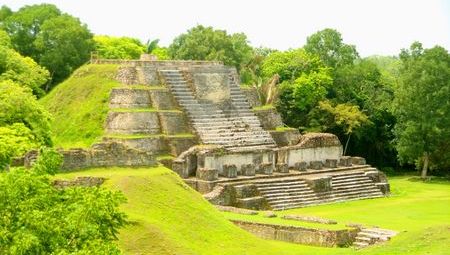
[254,177,317,210]
[249,170,385,210]
[160,69,276,151]
[354,228,398,248]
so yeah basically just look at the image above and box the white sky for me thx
[2,0,449,56]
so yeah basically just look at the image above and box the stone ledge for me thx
[231,220,357,247]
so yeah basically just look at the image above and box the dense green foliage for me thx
[1,4,94,87]
[0,31,50,97]
[0,81,51,168]
[394,42,450,177]
[304,28,359,69]
[94,35,145,59]
[0,150,127,254]
[169,25,253,69]
[40,64,120,148]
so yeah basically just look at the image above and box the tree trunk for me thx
[343,134,351,156]
[421,152,429,179]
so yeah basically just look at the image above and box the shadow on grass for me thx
[407,176,450,185]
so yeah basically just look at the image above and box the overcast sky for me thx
[3,0,449,56]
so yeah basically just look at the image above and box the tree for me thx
[261,49,332,128]
[2,4,93,87]
[169,25,253,69]
[304,28,359,69]
[394,42,450,178]
[318,101,371,155]
[0,5,12,23]
[145,38,159,54]
[34,14,94,87]
[0,80,51,149]
[94,35,145,59]
[2,4,61,57]
[0,150,127,254]
[0,123,37,170]
[0,36,50,97]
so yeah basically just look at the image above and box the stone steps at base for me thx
[270,194,383,210]
[353,241,369,247]
[332,181,376,189]
[355,236,372,242]
[257,181,308,188]
[332,176,371,184]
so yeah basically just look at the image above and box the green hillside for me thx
[57,167,450,255]
[40,64,120,148]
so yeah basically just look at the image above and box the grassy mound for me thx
[40,64,120,148]
[57,168,450,255]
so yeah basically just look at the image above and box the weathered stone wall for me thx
[241,87,261,107]
[106,112,160,134]
[269,129,301,146]
[191,69,231,104]
[149,89,178,110]
[158,112,190,135]
[53,176,106,188]
[253,108,284,130]
[109,88,152,109]
[276,133,343,168]
[202,149,275,175]
[103,137,168,154]
[59,142,156,170]
[231,220,357,247]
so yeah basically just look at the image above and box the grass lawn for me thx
[40,64,120,149]
[57,168,450,255]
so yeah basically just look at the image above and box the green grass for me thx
[41,64,120,148]
[274,126,297,131]
[56,168,450,255]
[253,104,275,110]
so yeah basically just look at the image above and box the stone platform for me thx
[80,58,391,209]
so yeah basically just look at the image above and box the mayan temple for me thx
[55,57,390,210]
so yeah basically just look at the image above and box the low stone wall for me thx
[53,176,106,188]
[277,133,343,168]
[59,142,156,170]
[231,220,357,247]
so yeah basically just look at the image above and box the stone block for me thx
[276,163,289,173]
[309,161,323,170]
[306,177,332,192]
[339,156,352,167]
[236,196,267,210]
[324,159,338,168]
[258,163,274,175]
[234,184,259,198]
[351,157,366,165]
[253,108,284,130]
[365,170,388,183]
[294,161,307,171]
[241,164,256,176]
[158,112,190,134]
[376,182,390,195]
[222,164,238,178]
[196,181,216,193]
[196,168,218,181]
[172,159,188,178]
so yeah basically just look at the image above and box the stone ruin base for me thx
[19,141,157,171]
